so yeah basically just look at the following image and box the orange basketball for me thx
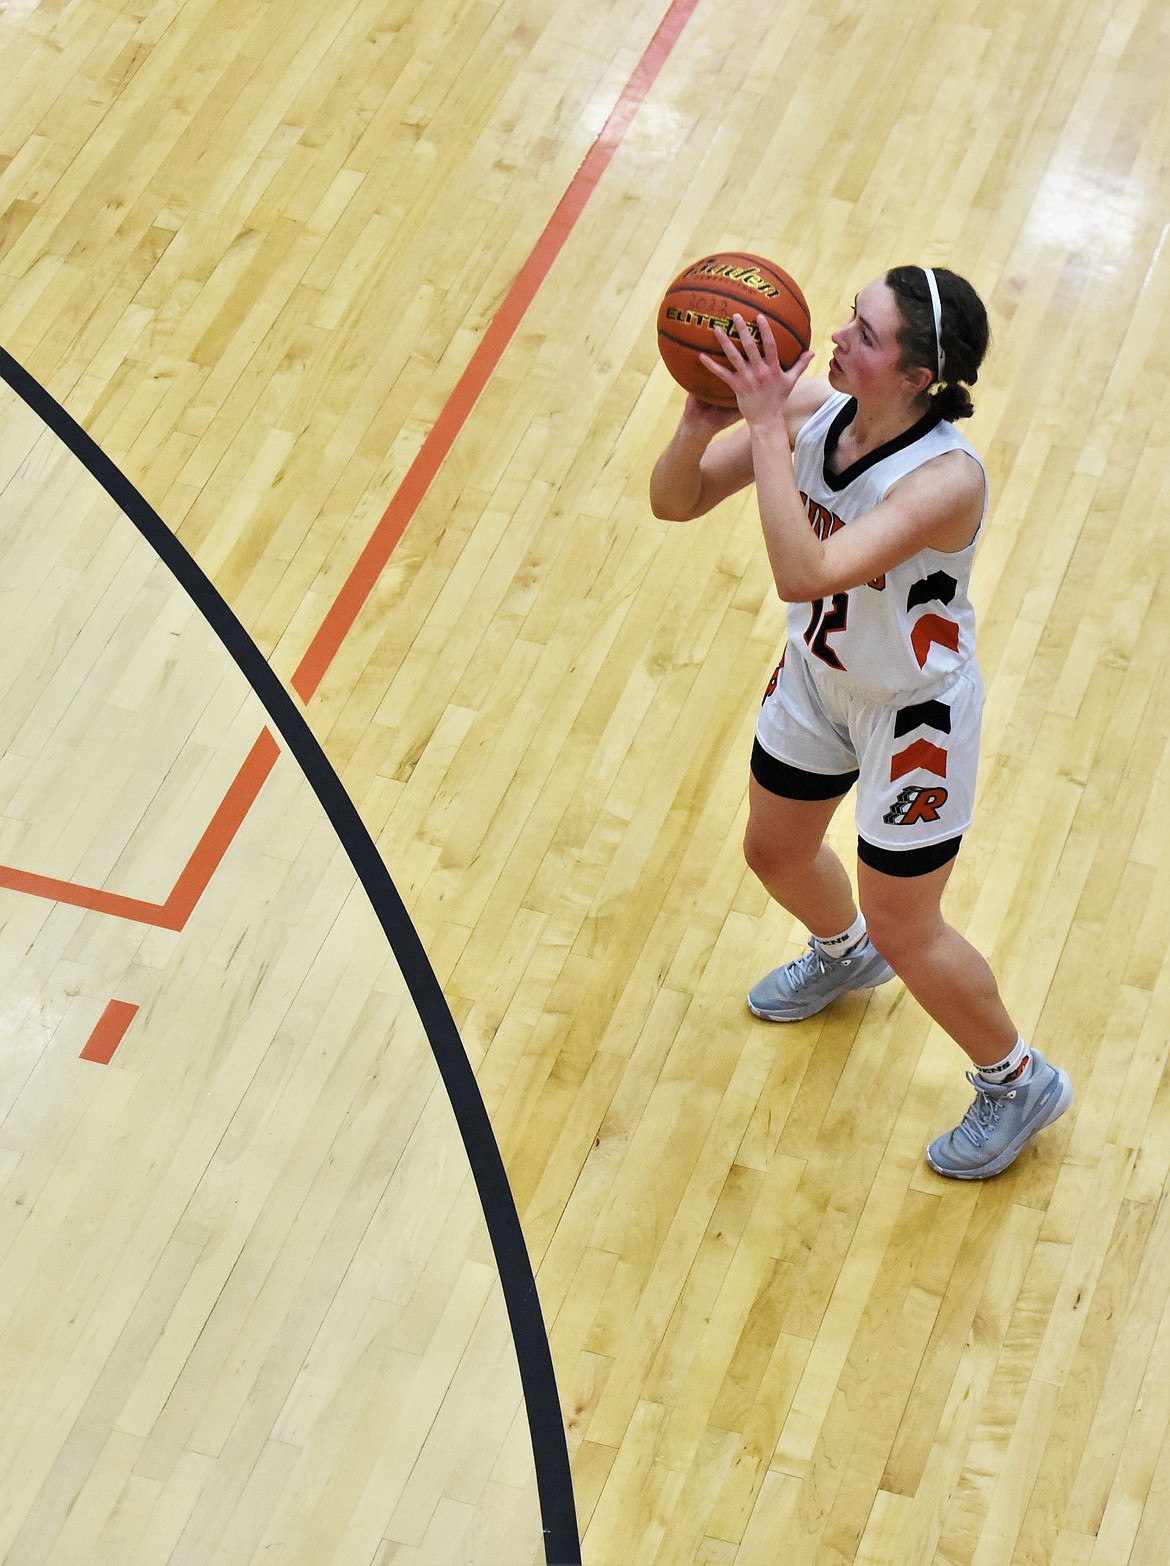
[656,253,811,408]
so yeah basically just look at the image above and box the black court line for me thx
[0,347,582,1566]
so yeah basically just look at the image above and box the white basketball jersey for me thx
[786,391,987,702]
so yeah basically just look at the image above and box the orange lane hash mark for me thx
[0,0,701,928]
[80,999,140,1064]
[0,729,280,930]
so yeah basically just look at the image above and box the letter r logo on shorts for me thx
[884,785,950,826]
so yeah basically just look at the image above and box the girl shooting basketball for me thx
[650,266,1072,1178]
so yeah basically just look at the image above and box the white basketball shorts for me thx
[752,648,984,874]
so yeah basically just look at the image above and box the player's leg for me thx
[742,772,854,936]
[743,757,895,1021]
[857,854,1072,1178]
[852,666,1071,1177]
[855,855,1013,1065]
[746,653,896,1020]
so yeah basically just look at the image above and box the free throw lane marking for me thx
[0,0,702,938]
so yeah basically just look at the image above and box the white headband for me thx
[923,267,945,381]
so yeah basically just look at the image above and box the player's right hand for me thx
[680,393,742,436]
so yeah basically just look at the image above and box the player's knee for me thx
[742,821,774,880]
[743,821,796,886]
[859,901,937,974]
[860,909,903,970]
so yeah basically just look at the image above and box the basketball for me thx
[656,253,811,407]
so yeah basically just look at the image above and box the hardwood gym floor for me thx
[2,0,1170,1561]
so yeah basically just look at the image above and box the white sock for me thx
[813,911,867,961]
[977,1035,1031,1085]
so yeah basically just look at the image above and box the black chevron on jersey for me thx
[894,699,952,738]
[906,571,958,612]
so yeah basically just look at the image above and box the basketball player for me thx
[649,266,1072,1178]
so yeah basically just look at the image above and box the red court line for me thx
[0,730,279,930]
[160,728,281,928]
[0,864,185,926]
[291,0,702,703]
[80,999,139,1063]
[1,0,700,926]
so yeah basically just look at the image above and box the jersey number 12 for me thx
[804,593,849,669]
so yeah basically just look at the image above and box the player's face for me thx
[827,279,912,400]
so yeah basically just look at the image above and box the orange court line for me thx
[0,729,279,930]
[80,999,139,1063]
[160,728,281,928]
[291,0,702,703]
[0,0,700,927]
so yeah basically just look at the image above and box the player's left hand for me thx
[700,312,814,426]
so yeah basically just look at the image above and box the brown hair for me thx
[885,265,990,421]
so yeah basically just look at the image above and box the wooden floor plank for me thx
[4,0,1170,1558]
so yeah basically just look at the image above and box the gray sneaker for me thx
[926,1048,1073,1179]
[747,935,895,1022]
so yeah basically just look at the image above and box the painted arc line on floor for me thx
[0,0,703,952]
[0,344,582,1566]
[0,2,711,1547]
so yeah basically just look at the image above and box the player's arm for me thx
[753,432,984,599]
[704,312,983,600]
[649,376,832,521]
[649,399,752,520]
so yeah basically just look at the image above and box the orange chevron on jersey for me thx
[890,737,949,782]
[911,613,961,669]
